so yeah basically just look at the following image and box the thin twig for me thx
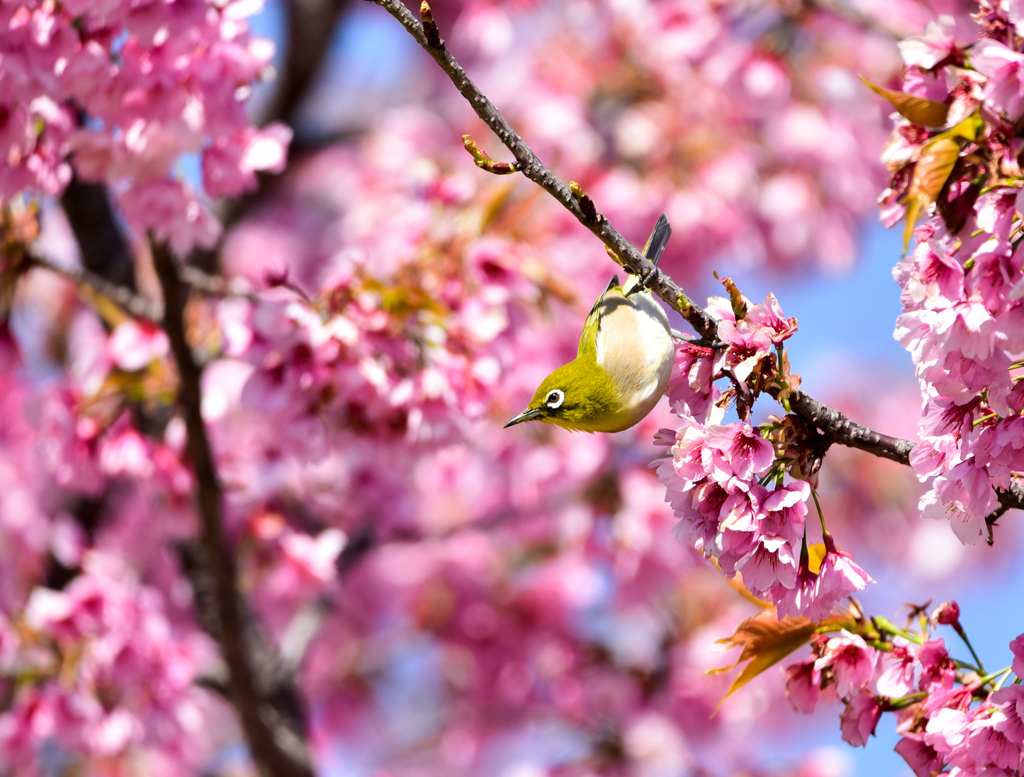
[369,0,719,341]
[956,628,987,676]
[27,250,163,322]
[179,263,259,301]
[27,251,258,321]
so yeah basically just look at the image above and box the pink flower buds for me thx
[931,600,962,630]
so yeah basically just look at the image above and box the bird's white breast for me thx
[594,291,674,427]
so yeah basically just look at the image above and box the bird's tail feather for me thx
[643,213,671,267]
[621,213,671,295]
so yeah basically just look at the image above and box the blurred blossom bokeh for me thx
[1,0,1022,776]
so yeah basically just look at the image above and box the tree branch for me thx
[59,172,138,293]
[176,540,312,758]
[368,0,719,341]
[153,242,315,777]
[788,390,915,465]
[259,0,354,130]
[369,0,1024,520]
[27,250,162,323]
[27,251,257,323]
[178,263,258,301]
[55,98,310,777]
[787,390,1024,513]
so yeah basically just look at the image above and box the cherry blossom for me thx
[840,690,881,747]
[0,0,287,251]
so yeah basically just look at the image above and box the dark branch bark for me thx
[788,390,915,465]
[153,243,315,777]
[368,0,1024,519]
[27,251,256,323]
[787,390,1024,513]
[60,173,137,293]
[177,540,312,752]
[51,179,308,762]
[260,0,353,130]
[52,24,328,765]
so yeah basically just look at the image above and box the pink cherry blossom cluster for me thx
[0,0,289,253]
[298,511,802,775]
[876,6,1024,545]
[663,292,798,420]
[0,553,213,773]
[0,318,230,773]
[655,421,873,620]
[786,601,1024,776]
[222,275,507,450]
[655,291,872,618]
[0,328,98,604]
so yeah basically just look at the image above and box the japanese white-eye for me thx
[505,214,675,433]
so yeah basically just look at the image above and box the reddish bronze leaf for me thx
[861,77,949,128]
[709,610,817,704]
[903,135,961,251]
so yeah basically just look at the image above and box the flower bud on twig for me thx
[462,135,518,175]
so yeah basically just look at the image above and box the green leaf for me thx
[861,76,949,128]
[944,113,982,141]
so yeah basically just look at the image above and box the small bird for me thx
[505,214,675,433]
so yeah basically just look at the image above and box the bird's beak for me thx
[504,408,542,428]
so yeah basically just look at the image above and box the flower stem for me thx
[874,616,923,645]
[956,628,986,676]
[972,412,999,428]
[887,691,927,710]
[811,487,828,536]
[985,667,1013,692]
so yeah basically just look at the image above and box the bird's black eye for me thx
[546,389,565,409]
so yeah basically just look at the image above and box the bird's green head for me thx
[504,359,619,433]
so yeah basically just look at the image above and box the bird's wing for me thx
[578,214,673,358]
[577,275,619,359]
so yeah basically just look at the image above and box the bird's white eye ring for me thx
[546,389,565,409]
